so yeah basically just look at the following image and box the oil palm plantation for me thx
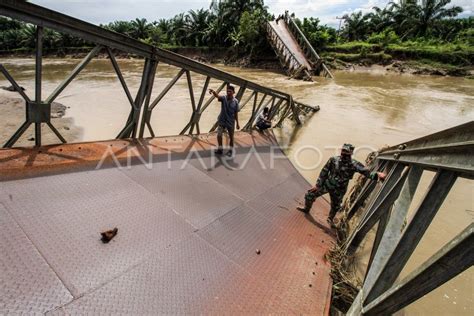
[130,18,151,40]
[388,0,463,38]
[341,11,370,41]
[365,6,393,34]
[185,9,211,46]
[105,20,133,36]
[207,0,267,46]
[411,0,463,36]
[169,13,188,46]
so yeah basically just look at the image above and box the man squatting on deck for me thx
[297,144,386,225]
[209,85,240,157]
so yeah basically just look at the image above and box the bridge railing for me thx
[264,22,310,80]
[0,0,318,148]
[343,121,473,315]
[283,12,333,79]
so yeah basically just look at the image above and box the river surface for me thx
[0,58,473,314]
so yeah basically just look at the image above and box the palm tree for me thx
[366,6,393,34]
[19,24,36,48]
[207,0,267,46]
[156,19,171,35]
[208,0,233,46]
[388,0,462,38]
[169,13,188,45]
[341,11,370,41]
[185,9,211,46]
[3,28,24,50]
[130,18,151,39]
[219,0,265,25]
[105,21,134,36]
[414,0,463,36]
[43,28,61,49]
[0,17,22,31]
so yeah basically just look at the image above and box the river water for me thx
[0,58,473,314]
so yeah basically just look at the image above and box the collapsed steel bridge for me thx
[344,121,474,315]
[0,0,317,148]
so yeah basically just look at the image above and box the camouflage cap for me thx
[342,143,355,153]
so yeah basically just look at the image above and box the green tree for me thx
[104,20,134,36]
[415,0,463,36]
[368,28,400,46]
[130,18,151,39]
[185,9,211,46]
[169,13,188,45]
[207,0,266,46]
[2,29,23,50]
[341,11,370,41]
[295,17,337,48]
[365,6,393,34]
[388,0,463,38]
[232,8,271,53]
[19,24,36,48]
[0,17,22,31]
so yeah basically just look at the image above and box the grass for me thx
[325,41,381,53]
[324,52,392,64]
[324,40,474,67]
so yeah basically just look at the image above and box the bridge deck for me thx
[0,132,334,314]
[268,20,313,71]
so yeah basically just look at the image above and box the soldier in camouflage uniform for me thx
[297,144,386,224]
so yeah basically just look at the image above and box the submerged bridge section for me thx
[0,131,335,314]
[266,12,333,81]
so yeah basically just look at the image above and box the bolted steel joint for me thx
[27,101,51,123]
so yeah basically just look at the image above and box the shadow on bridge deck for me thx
[0,131,334,314]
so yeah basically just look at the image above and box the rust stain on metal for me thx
[0,130,335,314]
[0,131,276,181]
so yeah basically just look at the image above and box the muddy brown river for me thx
[0,58,473,314]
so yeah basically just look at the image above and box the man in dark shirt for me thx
[297,143,386,224]
[256,107,271,131]
[209,85,240,157]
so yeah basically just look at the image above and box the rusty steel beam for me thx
[0,65,31,102]
[47,46,102,104]
[377,121,474,178]
[363,223,474,315]
[34,25,43,147]
[106,47,135,109]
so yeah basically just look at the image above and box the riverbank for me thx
[3,45,472,78]
[0,46,283,71]
[325,59,474,77]
[322,41,474,77]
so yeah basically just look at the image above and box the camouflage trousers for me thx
[304,187,345,220]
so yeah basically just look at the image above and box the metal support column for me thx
[34,25,43,146]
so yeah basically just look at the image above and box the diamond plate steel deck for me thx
[0,168,195,297]
[119,160,243,229]
[198,203,333,315]
[0,203,73,314]
[189,147,297,201]
[56,235,281,314]
[0,132,334,314]
[247,172,335,249]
